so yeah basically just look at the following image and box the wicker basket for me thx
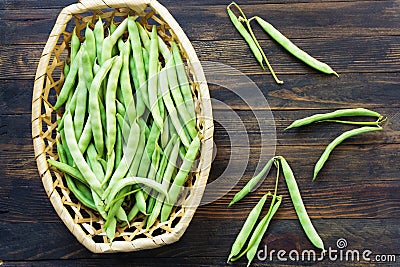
[32,0,213,253]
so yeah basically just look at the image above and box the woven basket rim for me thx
[32,0,214,253]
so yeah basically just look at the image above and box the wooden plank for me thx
[0,1,399,44]
[2,72,400,115]
[1,35,399,79]
[1,141,399,222]
[0,219,399,261]
[0,0,390,10]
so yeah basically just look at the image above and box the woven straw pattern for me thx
[32,0,213,253]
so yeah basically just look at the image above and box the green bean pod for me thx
[286,108,382,130]
[120,38,136,124]
[101,18,128,64]
[245,196,282,266]
[106,177,169,211]
[166,56,197,139]
[137,22,150,52]
[229,157,275,206]
[171,42,196,121]
[86,144,105,183]
[161,135,200,222]
[56,142,97,210]
[313,126,382,180]
[227,194,268,262]
[53,49,82,110]
[94,16,104,65]
[254,16,339,77]
[279,156,324,250]
[105,55,123,156]
[89,57,116,156]
[128,16,150,111]
[78,115,92,153]
[226,8,264,69]
[70,27,80,64]
[148,26,164,130]
[84,24,96,67]
[47,159,88,186]
[102,120,141,197]
[146,135,177,229]
[159,67,191,147]
[64,111,103,197]
[142,137,180,225]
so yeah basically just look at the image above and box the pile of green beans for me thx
[228,156,324,266]
[49,16,200,242]
[227,2,339,84]
[285,108,386,180]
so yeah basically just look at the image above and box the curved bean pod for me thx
[227,194,268,262]
[286,108,382,130]
[161,135,200,222]
[78,115,92,153]
[105,55,123,156]
[101,17,128,64]
[171,42,196,121]
[254,16,338,77]
[229,157,275,206]
[47,159,88,186]
[313,126,382,180]
[279,156,324,250]
[94,16,104,65]
[159,67,191,147]
[102,121,140,199]
[166,56,197,139]
[89,57,116,156]
[148,26,164,129]
[120,38,136,124]
[64,111,103,197]
[53,49,82,110]
[128,16,150,111]
[84,24,96,67]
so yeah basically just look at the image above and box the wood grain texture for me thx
[0,1,399,44]
[0,0,399,265]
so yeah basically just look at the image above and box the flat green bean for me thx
[86,143,105,183]
[128,16,150,111]
[105,55,123,156]
[227,194,268,262]
[56,142,97,210]
[161,135,200,222]
[70,27,80,64]
[229,157,275,206]
[85,24,96,67]
[228,2,283,84]
[47,159,87,186]
[89,57,116,156]
[285,108,382,130]
[64,111,103,197]
[53,49,82,110]
[159,67,191,147]
[115,124,123,168]
[166,56,197,139]
[254,16,339,77]
[278,156,324,250]
[101,18,128,64]
[78,115,92,153]
[120,38,136,124]
[171,42,196,121]
[148,26,163,130]
[313,126,382,180]
[94,16,104,65]
[102,121,140,199]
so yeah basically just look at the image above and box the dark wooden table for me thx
[1,0,399,266]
